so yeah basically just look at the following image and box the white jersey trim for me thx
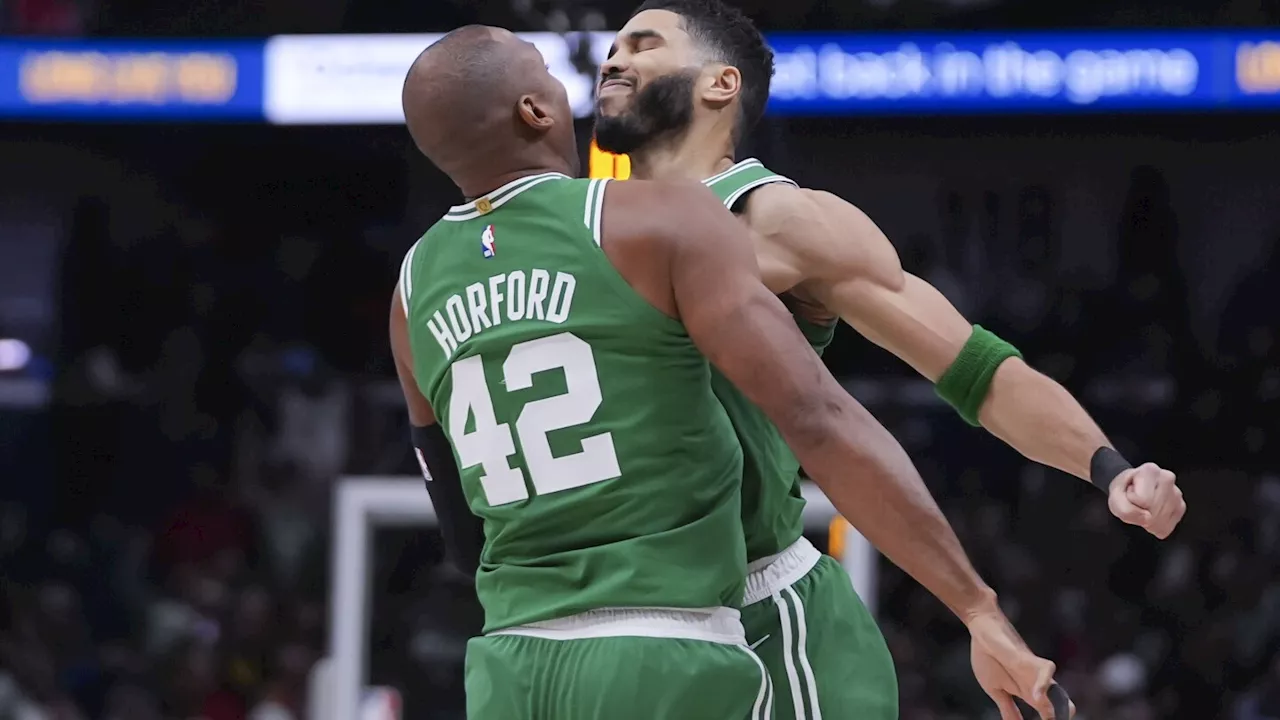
[723,174,799,210]
[583,178,602,229]
[442,172,571,221]
[702,158,763,186]
[487,605,746,645]
[588,178,610,247]
[398,239,421,314]
[743,536,822,607]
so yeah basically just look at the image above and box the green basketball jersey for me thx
[400,173,747,633]
[703,159,837,563]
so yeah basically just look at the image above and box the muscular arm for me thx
[758,185,1112,478]
[750,185,1184,536]
[626,181,998,622]
[390,285,484,571]
[390,286,436,427]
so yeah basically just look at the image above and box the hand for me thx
[967,610,1075,719]
[1108,462,1185,539]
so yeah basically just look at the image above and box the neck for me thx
[457,154,575,200]
[629,118,736,183]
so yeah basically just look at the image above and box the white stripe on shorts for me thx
[773,591,806,720]
[785,585,822,720]
[742,644,774,720]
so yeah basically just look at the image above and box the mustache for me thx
[597,70,636,89]
[592,70,696,154]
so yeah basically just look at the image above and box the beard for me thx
[593,70,696,155]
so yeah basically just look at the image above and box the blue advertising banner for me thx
[0,39,265,120]
[260,31,1279,121]
[0,32,1275,121]
[766,32,1221,114]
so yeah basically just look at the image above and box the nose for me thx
[600,51,628,82]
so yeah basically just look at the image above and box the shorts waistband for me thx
[488,606,746,645]
[743,536,822,607]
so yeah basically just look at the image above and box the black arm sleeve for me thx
[411,424,484,574]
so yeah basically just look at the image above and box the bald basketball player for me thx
[392,25,1068,720]
[592,1,1184,718]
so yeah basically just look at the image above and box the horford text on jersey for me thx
[425,268,579,360]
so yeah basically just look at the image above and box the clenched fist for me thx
[1107,463,1185,539]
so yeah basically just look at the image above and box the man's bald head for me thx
[402,25,579,195]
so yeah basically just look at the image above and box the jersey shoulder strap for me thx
[702,158,798,213]
[583,178,611,247]
[401,171,581,316]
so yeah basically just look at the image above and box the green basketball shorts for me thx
[465,607,772,720]
[741,538,898,720]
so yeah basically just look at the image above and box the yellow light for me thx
[18,50,237,105]
[1238,41,1280,94]
[828,516,847,560]
[588,139,631,180]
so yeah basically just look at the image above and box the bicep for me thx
[792,193,971,381]
[390,285,437,426]
[817,271,971,382]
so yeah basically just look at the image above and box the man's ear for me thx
[517,94,555,132]
[701,64,741,109]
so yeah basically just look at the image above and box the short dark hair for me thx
[403,26,520,172]
[632,0,773,143]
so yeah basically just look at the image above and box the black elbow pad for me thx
[411,424,484,574]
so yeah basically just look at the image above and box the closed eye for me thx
[628,29,665,53]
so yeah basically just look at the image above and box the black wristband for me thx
[412,423,484,574]
[1089,447,1132,491]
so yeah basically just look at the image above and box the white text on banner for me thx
[263,33,614,125]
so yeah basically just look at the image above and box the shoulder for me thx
[396,234,428,308]
[602,179,735,245]
[596,179,746,320]
[741,184,876,241]
[741,184,894,283]
[606,177,725,211]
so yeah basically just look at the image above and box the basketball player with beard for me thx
[395,25,1074,720]
[594,2,1186,719]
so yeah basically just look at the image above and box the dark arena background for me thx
[1,0,1279,718]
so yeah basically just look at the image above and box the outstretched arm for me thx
[747,184,1184,538]
[619,180,1066,718]
[622,180,996,622]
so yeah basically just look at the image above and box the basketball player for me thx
[594,1,1184,718]
[392,25,1069,720]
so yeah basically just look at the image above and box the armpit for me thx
[782,286,838,325]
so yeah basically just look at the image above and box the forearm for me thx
[812,275,1109,481]
[977,357,1110,481]
[412,423,484,573]
[784,399,997,622]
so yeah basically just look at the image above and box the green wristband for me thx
[934,325,1022,426]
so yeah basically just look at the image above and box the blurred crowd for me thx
[0,475,326,719]
[0,126,1277,720]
